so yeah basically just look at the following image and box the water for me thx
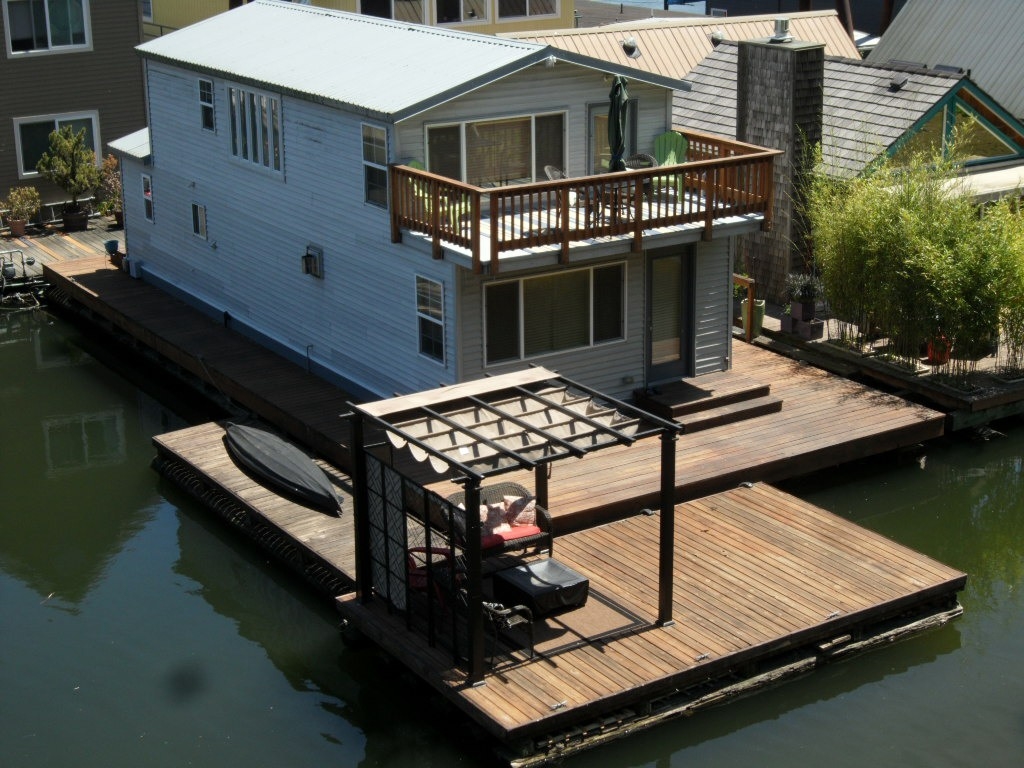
[2,310,1022,767]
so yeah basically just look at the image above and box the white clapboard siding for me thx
[693,237,732,376]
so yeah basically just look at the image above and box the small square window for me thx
[192,203,207,239]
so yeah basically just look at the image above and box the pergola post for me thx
[349,410,373,604]
[657,428,677,626]
[534,464,549,510]
[464,483,486,685]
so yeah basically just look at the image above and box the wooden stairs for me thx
[634,371,783,433]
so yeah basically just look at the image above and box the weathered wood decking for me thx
[44,256,945,529]
[148,416,966,764]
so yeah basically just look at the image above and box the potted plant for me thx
[785,271,822,321]
[3,185,41,236]
[98,154,123,228]
[35,126,100,232]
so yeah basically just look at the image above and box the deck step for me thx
[635,372,772,420]
[677,394,784,434]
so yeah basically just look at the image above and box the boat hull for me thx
[224,423,341,515]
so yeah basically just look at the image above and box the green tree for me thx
[36,126,100,214]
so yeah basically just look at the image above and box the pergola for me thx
[348,367,681,683]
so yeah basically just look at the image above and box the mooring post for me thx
[657,428,678,626]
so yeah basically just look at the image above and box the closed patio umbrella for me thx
[608,76,629,172]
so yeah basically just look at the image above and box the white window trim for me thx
[191,203,207,239]
[141,173,154,223]
[415,275,446,364]
[227,85,283,173]
[361,122,389,208]
[496,0,559,21]
[3,0,93,57]
[199,78,215,132]
[483,262,627,366]
[434,0,490,25]
[13,110,100,180]
[425,110,567,185]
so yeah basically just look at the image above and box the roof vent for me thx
[770,17,792,43]
[889,73,909,91]
[933,64,965,75]
[621,37,641,59]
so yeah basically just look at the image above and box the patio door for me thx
[587,100,637,174]
[647,250,694,384]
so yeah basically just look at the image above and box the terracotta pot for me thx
[8,218,27,236]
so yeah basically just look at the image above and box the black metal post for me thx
[534,464,549,511]
[464,484,486,684]
[350,410,373,604]
[657,429,677,626]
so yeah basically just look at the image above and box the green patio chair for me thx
[652,131,690,198]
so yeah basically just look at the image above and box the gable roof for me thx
[136,0,690,124]
[674,41,1024,178]
[505,11,860,80]
[867,0,1024,121]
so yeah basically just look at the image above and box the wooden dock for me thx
[147,419,966,764]
[44,257,946,531]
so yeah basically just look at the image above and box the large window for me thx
[5,0,90,54]
[485,263,625,364]
[199,79,215,132]
[362,124,388,208]
[228,87,282,171]
[497,0,556,20]
[416,276,445,362]
[427,113,565,187]
[14,112,97,178]
[360,0,425,23]
[435,0,486,23]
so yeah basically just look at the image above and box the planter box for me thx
[796,318,824,340]
[780,314,795,333]
[791,300,815,321]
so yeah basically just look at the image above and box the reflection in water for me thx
[2,311,1023,768]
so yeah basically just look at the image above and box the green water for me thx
[2,311,1022,767]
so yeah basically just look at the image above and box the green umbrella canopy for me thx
[608,76,630,172]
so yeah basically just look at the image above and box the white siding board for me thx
[693,239,731,376]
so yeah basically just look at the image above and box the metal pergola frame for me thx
[348,367,681,684]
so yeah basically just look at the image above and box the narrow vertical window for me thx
[416,276,444,363]
[141,174,153,222]
[199,79,215,131]
[362,124,388,207]
[191,203,207,239]
[228,86,281,171]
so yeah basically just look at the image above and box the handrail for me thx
[391,129,780,273]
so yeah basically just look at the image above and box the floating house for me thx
[111,0,780,402]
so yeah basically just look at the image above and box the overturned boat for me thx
[224,423,342,515]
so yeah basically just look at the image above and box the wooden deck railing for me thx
[390,129,780,274]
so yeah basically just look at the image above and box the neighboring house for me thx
[0,0,147,217]
[112,1,779,401]
[507,9,861,73]
[142,0,578,39]
[673,38,1024,298]
[867,0,1024,123]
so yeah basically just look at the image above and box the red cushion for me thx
[481,524,543,550]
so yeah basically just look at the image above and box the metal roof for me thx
[108,128,151,160]
[674,41,967,178]
[354,367,677,482]
[136,0,690,124]
[867,0,1024,121]
[505,11,860,81]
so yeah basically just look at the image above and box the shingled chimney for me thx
[736,30,824,300]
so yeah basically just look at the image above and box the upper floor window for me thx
[228,87,282,172]
[199,79,215,132]
[497,0,556,19]
[484,263,625,365]
[141,174,154,222]
[140,0,151,22]
[362,124,388,208]
[4,0,91,55]
[14,112,97,178]
[436,0,486,24]
[360,0,426,24]
[416,276,445,363]
[426,112,565,187]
